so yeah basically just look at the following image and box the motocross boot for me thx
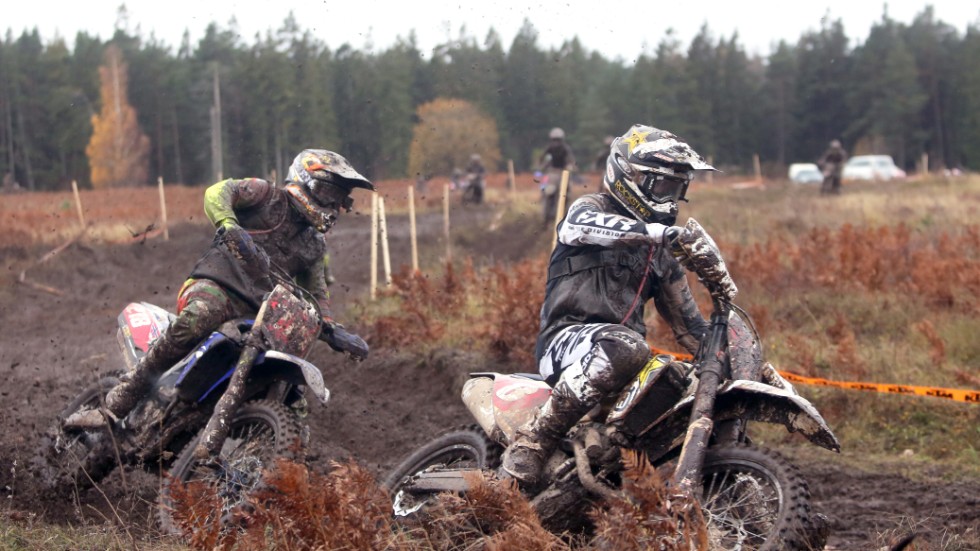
[500,379,596,488]
[104,344,174,419]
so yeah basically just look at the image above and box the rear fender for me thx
[461,373,551,445]
[116,302,175,370]
[638,380,840,458]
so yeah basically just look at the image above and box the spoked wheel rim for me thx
[183,419,280,515]
[384,427,500,519]
[158,400,304,535]
[702,458,783,549]
[391,442,485,517]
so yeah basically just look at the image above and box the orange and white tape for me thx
[648,347,979,404]
[776,371,980,404]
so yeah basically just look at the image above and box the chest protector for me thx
[189,188,327,308]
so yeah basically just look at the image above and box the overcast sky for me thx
[5,1,980,61]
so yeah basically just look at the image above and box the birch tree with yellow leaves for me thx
[85,44,150,188]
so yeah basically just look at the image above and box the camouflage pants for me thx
[143,278,254,375]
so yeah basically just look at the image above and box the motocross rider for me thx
[103,149,373,421]
[818,139,848,195]
[538,127,576,226]
[465,153,486,204]
[501,124,719,486]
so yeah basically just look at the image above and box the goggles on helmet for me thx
[310,178,354,212]
[637,171,692,203]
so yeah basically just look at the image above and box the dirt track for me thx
[1,195,977,549]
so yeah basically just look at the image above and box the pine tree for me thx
[85,44,150,188]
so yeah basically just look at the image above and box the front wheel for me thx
[383,425,502,518]
[700,445,823,551]
[157,399,306,535]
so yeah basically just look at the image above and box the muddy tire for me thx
[35,375,122,491]
[700,445,822,551]
[157,399,306,536]
[383,425,502,517]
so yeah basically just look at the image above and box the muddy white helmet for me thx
[549,127,565,140]
[602,124,714,225]
[284,149,374,232]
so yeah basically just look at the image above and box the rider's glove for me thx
[666,219,738,301]
[323,319,369,361]
[219,222,260,262]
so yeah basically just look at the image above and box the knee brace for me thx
[582,325,651,394]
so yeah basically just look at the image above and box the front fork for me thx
[193,302,273,460]
[672,303,730,492]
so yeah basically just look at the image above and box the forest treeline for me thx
[2,7,979,190]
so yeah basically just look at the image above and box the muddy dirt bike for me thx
[35,277,360,532]
[385,219,840,550]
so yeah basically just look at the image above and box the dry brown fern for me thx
[588,450,708,551]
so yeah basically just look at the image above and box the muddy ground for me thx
[0,195,977,549]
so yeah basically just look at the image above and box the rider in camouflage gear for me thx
[104,150,373,420]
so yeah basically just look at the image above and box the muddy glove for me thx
[322,319,369,361]
[217,223,273,289]
[665,218,738,301]
[218,223,260,262]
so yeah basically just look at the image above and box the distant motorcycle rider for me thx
[104,149,373,420]
[538,127,576,225]
[464,153,486,204]
[501,124,719,486]
[818,139,848,195]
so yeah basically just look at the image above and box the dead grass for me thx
[165,452,705,551]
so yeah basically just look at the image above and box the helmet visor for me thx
[638,172,691,203]
[310,179,354,211]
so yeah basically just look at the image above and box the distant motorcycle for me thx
[385,219,838,550]
[35,274,358,532]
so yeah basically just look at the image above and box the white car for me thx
[842,155,907,181]
[788,163,823,184]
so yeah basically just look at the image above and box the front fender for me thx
[638,380,840,456]
[251,351,330,404]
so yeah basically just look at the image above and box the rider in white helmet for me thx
[501,124,720,486]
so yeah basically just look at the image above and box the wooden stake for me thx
[378,196,392,287]
[408,185,419,272]
[507,159,516,199]
[443,183,451,261]
[707,156,714,185]
[551,170,571,250]
[71,180,85,228]
[157,177,169,241]
[753,154,762,182]
[370,192,379,300]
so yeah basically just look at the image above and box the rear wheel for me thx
[383,425,502,517]
[700,445,821,551]
[36,375,122,491]
[157,399,306,535]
